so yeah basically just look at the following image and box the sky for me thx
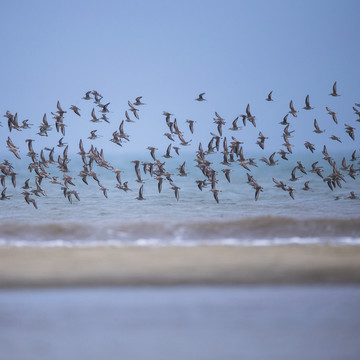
[1,0,359,158]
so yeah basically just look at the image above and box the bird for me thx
[280,114,289,125]
[195,93,206,101]
[302,181,311,191]
[260,152,278,166]
[313,119,325,133]
[177,162,188,176]
[289,100,298,117]
[304,141,315,153]
[273,178,287,191]
[147,147,158,161]
[69,105,81,116]
[211,189,221,203]
[289,167,301,182]
[229,117,242,131]
[347,192,358,200]
[254,184,263,201]
[345,124,355,140]
[222,168,232,183]
[256,131,268,150]
[136,184,145,200]
[163,144,172,159]
[90,108,100,123]
[326,107,338,124]
[303,95,314,110]
[133,96,145,106]
[186,120,195,134]
[330,135,342,143]
[88,130,100,140]
[170,183,180,201]
[329,81,340,97]
[82,91,92,100]
[265,91,273,101]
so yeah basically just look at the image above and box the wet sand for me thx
[1,286,360,360]
[0,245,360,288]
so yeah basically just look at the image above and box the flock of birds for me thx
[0,82,359,209]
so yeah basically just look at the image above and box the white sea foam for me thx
[1,236,360,248]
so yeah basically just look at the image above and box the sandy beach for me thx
[0,245,359,288]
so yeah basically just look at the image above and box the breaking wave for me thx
[0,216,360,247]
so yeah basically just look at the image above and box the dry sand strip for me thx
[0,245,360,288]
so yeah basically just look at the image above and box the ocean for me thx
[0,150,359,248]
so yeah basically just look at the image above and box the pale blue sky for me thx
[1,0,359,157]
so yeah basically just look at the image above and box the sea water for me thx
[0,149,359,247]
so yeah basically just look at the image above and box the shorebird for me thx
[56,101,67,116]
[278,149,289,160]
[304,141,315,153]
[229,117,242,131]
[326,107,338,124]
[0,187,11,200]
[310,161,324,178]
[22,191,37,208]
[289,100,298,117]
[164,133,175,141]
[171,183,180,201]
[132,160,144,183]
[136,184,145,200]
[254,184,263,201]
[196,179,208,191]
[347,192,358,200]
[128,101,139,119]
[147,147,158,161]
[345,124,355,140]
[21,119,32,129]
[260,152,278,166]
[222,168,232,183]
[245,104,256,127]
[265,91,273,101]
[329,81,340,97]
[90,108,100,123]
[70,105,81,116]
[98,102,110,113]
[82,91,92,100]
[186,120,195,134]
[313,119,325,133]
[57,137,67,147]
[330,135,341,143]
[289,167,301,181]
[302,181,311,191]
[99,185,108,198]
[287,186,295,199]
[133,96,145,106]
[163,144,172,158]
[88,130,100,140]
[125,110,135,123]
[211,189,221,203]
[303,95,314,110]
[273,178,287,191]
[256,131,268,150]
[280,114,289,125]
[177,162,188,176]
[195,93,206,101]
[350,150,357,162]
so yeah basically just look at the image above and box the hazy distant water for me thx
[0,151,359,247]
[1,286,360,360]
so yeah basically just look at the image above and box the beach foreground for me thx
[1,245,360,288]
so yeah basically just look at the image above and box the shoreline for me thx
[0,245,360,288]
